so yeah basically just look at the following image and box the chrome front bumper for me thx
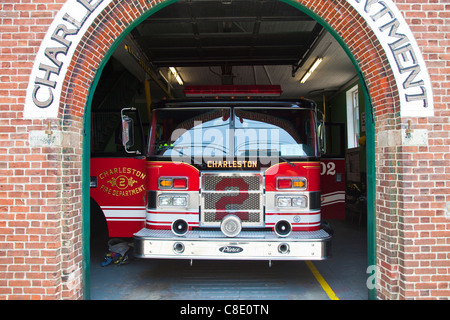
[133,228,332,261]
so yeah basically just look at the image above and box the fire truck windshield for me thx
[149,106,318,160]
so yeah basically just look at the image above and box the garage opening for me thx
[87,0,373,300]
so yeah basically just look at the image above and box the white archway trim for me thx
[24,0,113,119]
[346,0,434,117]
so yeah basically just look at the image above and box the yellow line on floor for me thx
[305,261,339,300]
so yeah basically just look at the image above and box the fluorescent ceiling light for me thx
[169,67,183,86]
[300,57,323,84]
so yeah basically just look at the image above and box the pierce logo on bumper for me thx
[219,246,244,254]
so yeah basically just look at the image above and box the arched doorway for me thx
[28,0,418,299]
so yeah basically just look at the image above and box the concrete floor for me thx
[89,218,368,300]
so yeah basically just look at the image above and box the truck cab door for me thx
[90,108,147,237]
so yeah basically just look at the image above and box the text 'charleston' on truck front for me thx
[91,85,333,262]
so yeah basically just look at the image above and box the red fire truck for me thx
[90,85,334,261]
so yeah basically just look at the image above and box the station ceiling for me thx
[101,0,358,107]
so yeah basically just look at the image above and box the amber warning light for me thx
[184,85,282,97]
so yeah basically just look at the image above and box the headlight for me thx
[277,197,292,207]
[292,196,307,208]
[158,194,188,207]
[276,195,307,208]
[159,195,173,206]
[172,196,188,207]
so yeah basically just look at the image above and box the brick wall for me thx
[376,0,450,299]
[0,0,448,299]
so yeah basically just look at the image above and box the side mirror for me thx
[317,119,326,155]
[121,108,140,154]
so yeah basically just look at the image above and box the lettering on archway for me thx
[24,0,433,119]
[347,0,433,116]
[24,0,110,119]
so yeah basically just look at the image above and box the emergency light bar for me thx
[184,85,282,97]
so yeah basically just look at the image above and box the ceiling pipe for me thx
[292,26,326,77]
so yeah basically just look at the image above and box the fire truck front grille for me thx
[203,175,261,191]
[204,193,261,210]
[204,211,261,223]
[200,172,264,227]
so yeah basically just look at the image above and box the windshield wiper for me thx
[279,156,296,167]
[172,147,205,168]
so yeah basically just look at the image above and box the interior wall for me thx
[327,81,367,180]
